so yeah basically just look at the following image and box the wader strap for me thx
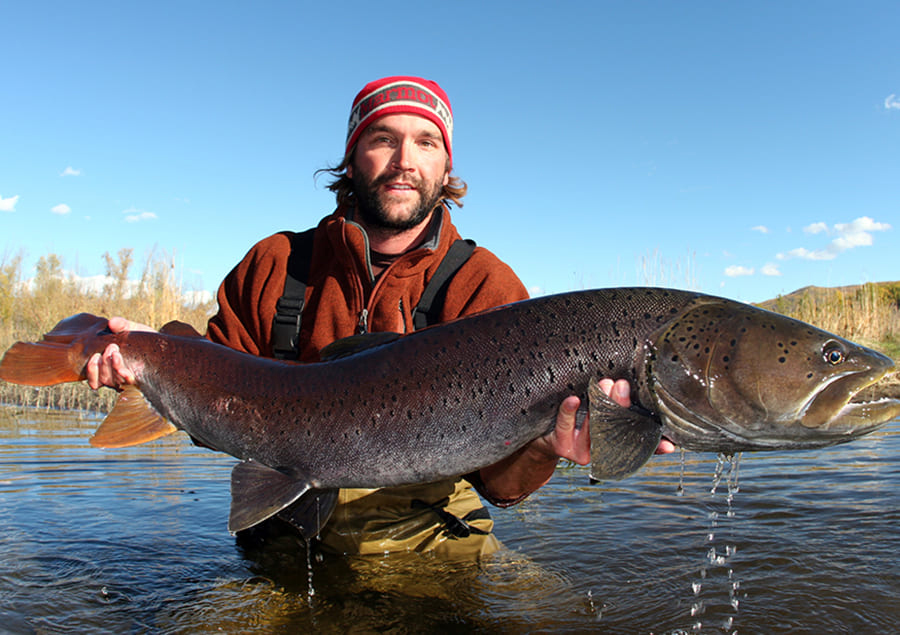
[411,498,492,538]
[271,228,316,360]
[412,238,476,331]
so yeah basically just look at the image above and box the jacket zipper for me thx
[357,308,369,334]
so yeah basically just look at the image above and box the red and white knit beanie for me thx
[345,76,454,165]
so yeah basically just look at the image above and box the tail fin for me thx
[0,313,111,386]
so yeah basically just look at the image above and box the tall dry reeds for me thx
[769,283,900,357]
[0,248,216,413]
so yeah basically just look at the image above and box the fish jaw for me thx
[655,367,899,452]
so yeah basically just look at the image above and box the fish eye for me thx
[823,342,845,365]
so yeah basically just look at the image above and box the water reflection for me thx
[0,405,897,633]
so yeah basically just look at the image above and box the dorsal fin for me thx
[90,385,178,448]
[159,320,202,338]
[319,332,401,361]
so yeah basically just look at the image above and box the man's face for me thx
[347,113,450,231]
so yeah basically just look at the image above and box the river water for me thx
[0,405,897,634]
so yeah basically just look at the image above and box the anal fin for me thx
[90,385,178,448]
[588,382,662,481]
[276,489,339,541]
[229,460,334,535]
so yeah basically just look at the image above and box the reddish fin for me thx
[0,341,84,386]
[90,385,177,448]
[159,320,202,338]
[0,313,110,386]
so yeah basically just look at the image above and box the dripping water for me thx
[690,452,743,634]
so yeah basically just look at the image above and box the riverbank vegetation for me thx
[0,249,216,413]
[1,250,898,411]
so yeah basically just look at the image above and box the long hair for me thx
[316,151,467,210]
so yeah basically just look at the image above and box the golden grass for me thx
[0,248,216,412]
[763,282,900,358]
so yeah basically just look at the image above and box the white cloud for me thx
[803,222,829,235]
[761,263,781,276]
[60,166,81,177]
[0,194,18,212]
[751,225,770,234]
[725,265,754,277]
[51,203,71,215]
[123,207,158,223]
[886,94,900,110]
[778,216,891,261]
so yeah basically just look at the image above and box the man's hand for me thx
[85,317,154,389]
[539,378,675,465]
[476,378,675,505]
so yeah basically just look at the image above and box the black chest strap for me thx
[271,233,476,360]
[271,229,316,360]
[411,238,475,331]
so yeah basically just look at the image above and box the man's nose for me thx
[391,140,415,170]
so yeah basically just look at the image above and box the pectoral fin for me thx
[228,460,334,535]
[588,382,662,482]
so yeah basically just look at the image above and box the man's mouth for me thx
[383,182,418,195]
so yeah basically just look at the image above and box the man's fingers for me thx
[86,353,102,389]
[597,378,632,408]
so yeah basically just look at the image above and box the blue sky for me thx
[2,2,898,306]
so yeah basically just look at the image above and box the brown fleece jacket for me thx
[206,206,528,362]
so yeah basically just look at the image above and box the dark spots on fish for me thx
[671,354,679,362]
[778,357,787,363]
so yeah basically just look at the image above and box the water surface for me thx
[0,406,897,633]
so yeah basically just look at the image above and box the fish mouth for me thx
[802,365,900,433]
[656,367,900,453]
[824,372,900,434]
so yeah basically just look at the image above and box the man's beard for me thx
[351,169,444,231]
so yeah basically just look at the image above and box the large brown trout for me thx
[1,287,897,536]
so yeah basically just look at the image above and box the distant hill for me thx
[756,281,900,313]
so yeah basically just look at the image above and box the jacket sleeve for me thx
[205,233,293,357]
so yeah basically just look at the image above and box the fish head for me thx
[647,298,900,452]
